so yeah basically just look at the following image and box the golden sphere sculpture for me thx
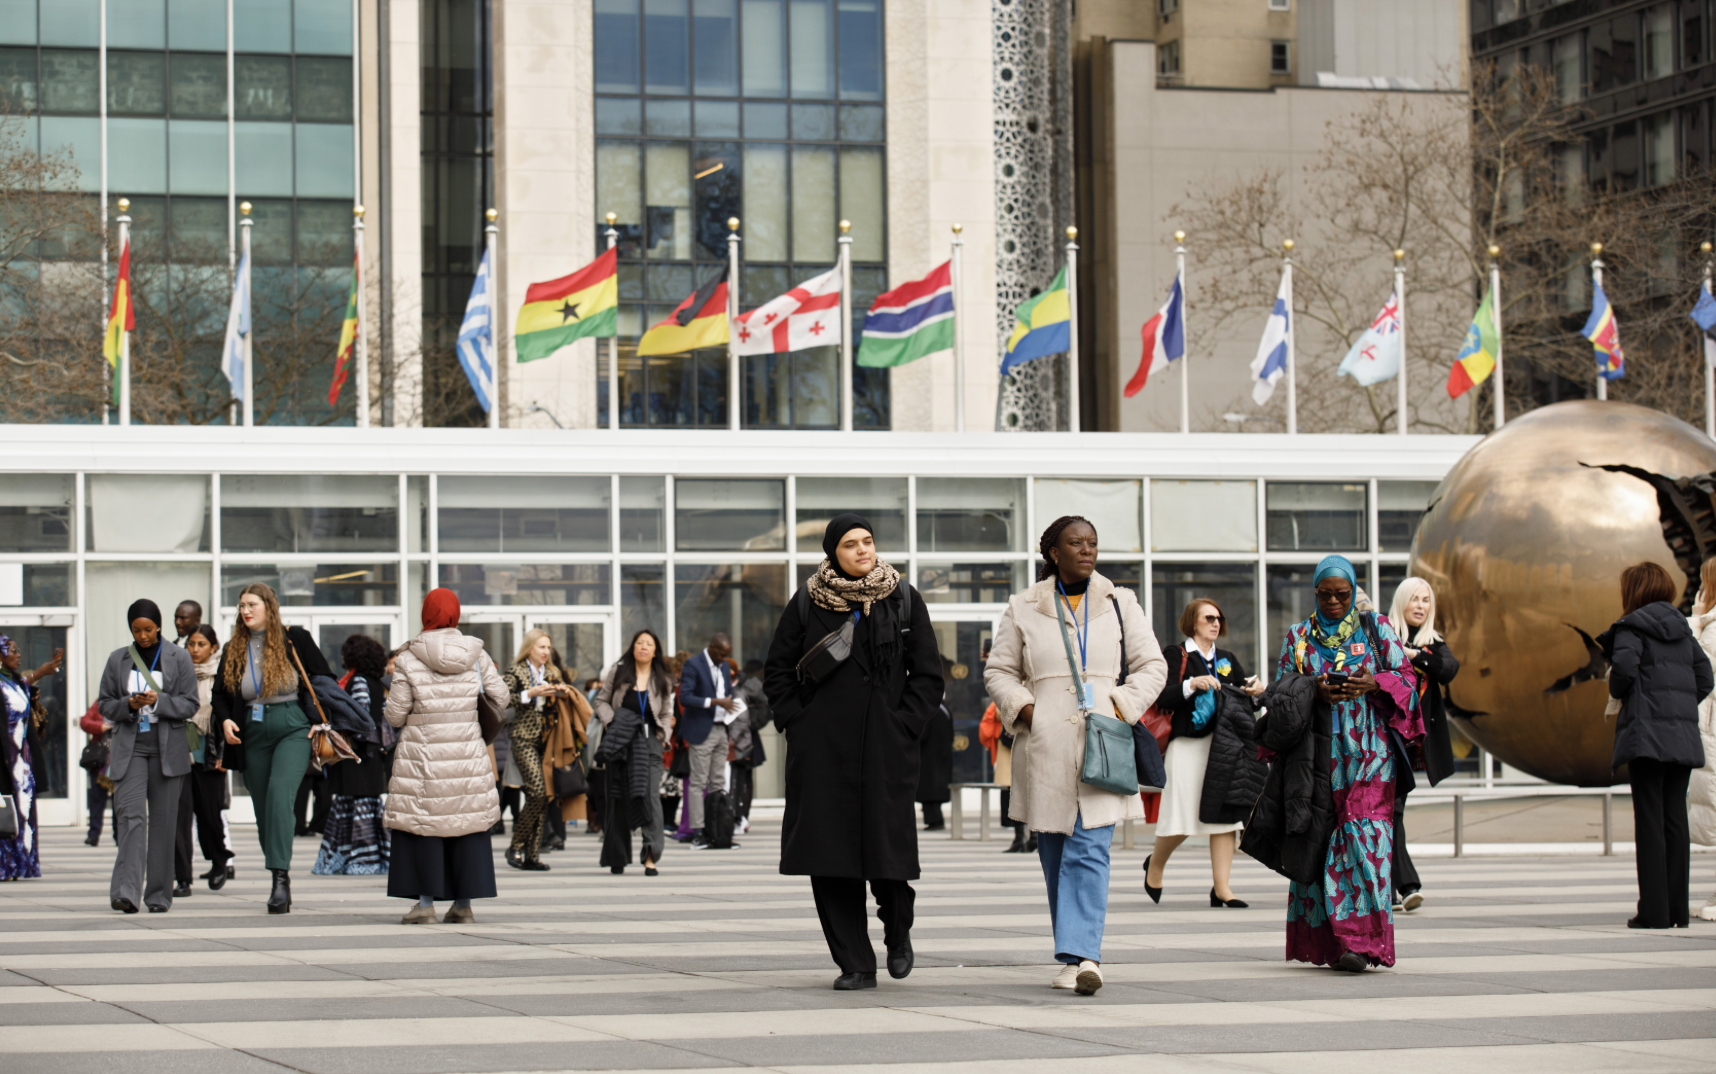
[1410,400,1716,785]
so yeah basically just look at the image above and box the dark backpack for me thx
[704,788,737,849]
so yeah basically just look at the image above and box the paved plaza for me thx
[2,819,1714,1074]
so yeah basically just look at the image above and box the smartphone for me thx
[1324,671,1350,686]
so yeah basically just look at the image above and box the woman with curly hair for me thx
[314,632,393,875]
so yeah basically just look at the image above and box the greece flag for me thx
[1250,269,1292,405]
[221,249,250,401]
[457,246,496,412]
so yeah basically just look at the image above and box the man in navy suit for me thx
[678,632,737,846]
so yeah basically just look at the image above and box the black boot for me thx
[1003,826,1026,853]
[267,869,291,914]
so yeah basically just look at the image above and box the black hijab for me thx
[822,513,875,579]
[126,598,163,668]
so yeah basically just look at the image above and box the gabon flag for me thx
[514,247,619,362]
[637,268,729,356]
[1446,286,1498,398]
[102,238,135,400]
[328,250,359,405]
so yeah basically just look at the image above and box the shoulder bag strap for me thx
[1109,594,1127,686]
[1053,592,1087,704]
[127,644,161,692]
[285,641,330,726]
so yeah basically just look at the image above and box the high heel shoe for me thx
[266,869,291,914]
[1142,855,1162,904]
[1209,888,1248,908]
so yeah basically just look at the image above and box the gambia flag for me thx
[514,247,619,362]
[858,261,953,367]
[328,250,359,405]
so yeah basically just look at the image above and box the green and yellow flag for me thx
[328,250,359,405]
[515,247,618,361]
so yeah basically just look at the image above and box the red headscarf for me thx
[421,588,461,632]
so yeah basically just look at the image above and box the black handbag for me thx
[0,794,17,839]
[796,611,857,685]
[552,760,588,798]
[79,736,110,773]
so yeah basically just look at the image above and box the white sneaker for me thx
[737,817,750,834]
[1402,891,1424,912]
[1700,895,1716,922]
[1074,960,1103,995]
[1051,963,1078,989]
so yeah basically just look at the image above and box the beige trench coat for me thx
[984,572,1167,834]
[384,628,508,838]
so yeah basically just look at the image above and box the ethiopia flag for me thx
[514,247,619,362]
[637,267,729,356]
[102,238,134,401]
[1446,286,1499,398]
[1001,266,1069,375]
[328,251,359,405]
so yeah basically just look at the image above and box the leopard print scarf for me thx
[806,558,901,614]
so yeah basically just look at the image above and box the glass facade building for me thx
[592,0,890,429]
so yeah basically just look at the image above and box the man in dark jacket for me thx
[1598,563,1714,929]
[764,513,944,991]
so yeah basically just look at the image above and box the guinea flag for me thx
[514,247,619,362]
[637,267,729,356]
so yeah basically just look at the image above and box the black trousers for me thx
[1630,758,1693,927]
[87,780,111,842]
[174,776,195,884]
[295,770,330,835]
[921,802,944,829]
[810,876,914,975]
[189,766,233,868]
[1392,782,1420,896]
[732,763,754,821]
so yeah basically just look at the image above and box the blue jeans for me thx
[1036,813,1113,964]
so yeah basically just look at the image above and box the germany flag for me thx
[637,267,729,356]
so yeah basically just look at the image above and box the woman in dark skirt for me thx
[314,633,393,875]
[385,589,509,924]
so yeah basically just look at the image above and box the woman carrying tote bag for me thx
[984,515,1166,996]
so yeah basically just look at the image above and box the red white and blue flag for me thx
[858,261,955,367]
[731,266,842,355]
[1124,271,1185,396]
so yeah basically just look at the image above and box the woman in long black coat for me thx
[764,513,943,991]
[1386,577,1459,912]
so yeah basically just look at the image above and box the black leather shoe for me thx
[610,865,625,874]
[505,848,526,870]
[226,865,236,880]
[521,859,551,871]
[1003,828,1026,853]
[148,904,169,913]
[174,883,193,898]
[1336,951,1369,972]
[266,869,291,914]
[887,938,913,979]
[112,898,138,914]
[1143,855,1162,904]
[832,972,877,990]
[1023,833,1037,852]
[199,866,221,881]
[644,867,659,877]
[209,870,227,891]
[84,836,99,847]
[1627,916,1670,929]
[1210,888,1247,908]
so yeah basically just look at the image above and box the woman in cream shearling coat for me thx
[985,516,1166,995]
[1687,559,1716,921]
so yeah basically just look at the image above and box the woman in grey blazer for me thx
[97,599,198,913]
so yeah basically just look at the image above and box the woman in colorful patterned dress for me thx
[1274,555,1421,971]
[1,634,63,881]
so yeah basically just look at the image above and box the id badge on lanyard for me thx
[1078,682,1096,710]
[250,654,265,721]
[251,703,265,723]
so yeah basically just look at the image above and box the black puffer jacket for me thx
[1199,685,1266,825]
[1598,601,1712,770]
[1241,673,1333,886]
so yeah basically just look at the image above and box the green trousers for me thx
[244,701,311,871]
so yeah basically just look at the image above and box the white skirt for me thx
[1155,734,1244,838]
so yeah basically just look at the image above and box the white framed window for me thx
[1158,39,1181,76]
[1270,40,1291,75]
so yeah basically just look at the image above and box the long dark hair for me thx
[614,629,669,692]
[1037,515,1096,581]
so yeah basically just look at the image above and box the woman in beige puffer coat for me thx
[385,589,508,925]
[1687,559,1716,921]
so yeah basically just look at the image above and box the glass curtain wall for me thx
[0,0,357,424]
[593,0,889,429]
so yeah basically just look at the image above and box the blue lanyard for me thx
[636,688,648,717]
[1056,581,1089,671]
[248,637,262,698]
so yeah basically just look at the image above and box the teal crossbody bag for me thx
[1055,593,1137,795]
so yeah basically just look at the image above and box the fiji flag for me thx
[1124,272,1184,397]
[1582,282,1625,381]
[1249,269,1291,404]
[457,246,496,412]
[1336,291,1402,386]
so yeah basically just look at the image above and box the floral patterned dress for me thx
[1275,613,1421,967]
[0,673,40,880]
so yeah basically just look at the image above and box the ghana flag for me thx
[514,247,618,362]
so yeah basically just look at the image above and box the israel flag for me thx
[456,246,496,412]
[221,249,250,401]
[1250,268,1292,405]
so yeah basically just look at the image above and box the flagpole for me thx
[99,0,109,424]
[1283,239,1296,436]
[727,217,741,432]
[485,209,500,429]
[1394,248,1407,435]
[1175,229,1189,435]
[1065,226,1080,434]
[839,220,854,433]
[1591,242,1607,402]
[1489,244,1504,428]
[354,205,369,427]
[951,223,965,433]
[241,202,253,427]
[1704,240,1714,439]
[606,212,619,432]
[117,200,130,427]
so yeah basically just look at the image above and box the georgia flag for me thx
[731,266,843,355]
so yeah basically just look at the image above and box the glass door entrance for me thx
[458,613,614,686]
[927,615,999,785]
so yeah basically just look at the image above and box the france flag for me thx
[1250,269,1292,405]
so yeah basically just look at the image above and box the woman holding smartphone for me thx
[501,629,572,871]
[1270,555,1421,972]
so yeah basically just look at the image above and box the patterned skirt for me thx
[313,795,390,875]
[1,723,39,880]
